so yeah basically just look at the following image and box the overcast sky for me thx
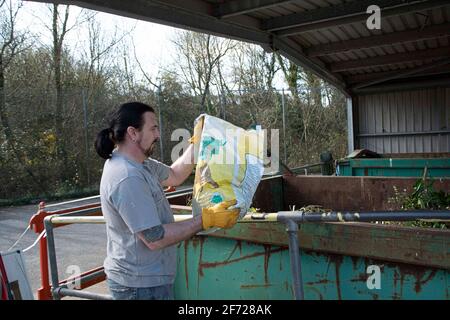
[16,0,288,90]
[17,0,179,81]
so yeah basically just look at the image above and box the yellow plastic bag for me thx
[191,114,265,229]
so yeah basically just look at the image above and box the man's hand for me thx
[201,199,240,230]
[189,116,204,145]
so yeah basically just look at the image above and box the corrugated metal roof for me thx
[267,1,448,92]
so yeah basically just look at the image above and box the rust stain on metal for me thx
[305,279,333,285]
[388,261,438,294]
[284,281,289,292]
[184,240,189,290]
[350,256,360,270]
[393,269,400,294]
[197,236,206,277]
[224,241,242,262]
[328,254,344,300]
[405,268,436,293]
[414,270,438,293]
[263,245,271,284]
[191,236,202,249]
[279,255,283,271]
[195,236,206,297]
[198,246,287,277]
[350,272,367,283]
[240,284,273,289]
[312,251,346,299]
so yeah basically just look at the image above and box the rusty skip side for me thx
[250,175,285,213]
[175,236,292,300]
[283,175,450,211]
[169,175,449,299]
[166,175,450,269]
[210,222,450,270]
[174,234,449,300]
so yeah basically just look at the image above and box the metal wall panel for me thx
[355,88,450,154]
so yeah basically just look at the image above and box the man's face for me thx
[136,112,160,157]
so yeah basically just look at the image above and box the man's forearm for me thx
[139,215,203,250]
[170,144,195,184]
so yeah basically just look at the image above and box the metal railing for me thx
[43,208,192,300]
[41,204,450,300]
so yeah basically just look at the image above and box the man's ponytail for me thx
[95,128,115,159]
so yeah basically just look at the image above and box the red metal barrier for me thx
[29,201,103,300]
[59,266,106,290]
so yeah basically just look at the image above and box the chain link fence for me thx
[0,86,347,204]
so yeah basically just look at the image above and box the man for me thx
[94,102,239,300]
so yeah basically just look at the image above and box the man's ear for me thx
[127,126,138,141]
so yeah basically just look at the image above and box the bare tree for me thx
[230,43,280,126]
[235,44,279,91]
[172,31,236,114]
[50,4,71,173]
[81,16,133,100]
[276,53,301,99]
[0,0,35,179]
[40,3,89,178]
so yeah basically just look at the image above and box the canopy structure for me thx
[26,0,450,153]
[26,0,450,96]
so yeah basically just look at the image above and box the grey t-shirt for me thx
[100,150,176,288]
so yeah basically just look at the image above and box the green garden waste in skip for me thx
[191,114,265,231]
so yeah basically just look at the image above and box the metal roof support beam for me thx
[214,0,294,18]
[346,97,355,154]
[26,0,271,45]
[150,0,263,29]
[265,0,449,36]
[346,65,450,85]
[352,57,450,90]
[306,22,450,57]
[352,76,450,94]
[330,47,450,72]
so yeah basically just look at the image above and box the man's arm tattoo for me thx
[141,225,165,242]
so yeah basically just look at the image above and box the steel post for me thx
[56,287,112,300]
[285,219,304,300]
[43,217,60,300]
[281,88,287,165]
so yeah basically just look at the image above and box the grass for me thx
[0,187,99,207]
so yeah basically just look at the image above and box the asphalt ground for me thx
[0,197,109,299]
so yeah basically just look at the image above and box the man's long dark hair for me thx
[95,102,155,159]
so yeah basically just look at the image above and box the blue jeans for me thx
[106,278,174,300]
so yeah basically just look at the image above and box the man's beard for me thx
[139,139,158,158]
